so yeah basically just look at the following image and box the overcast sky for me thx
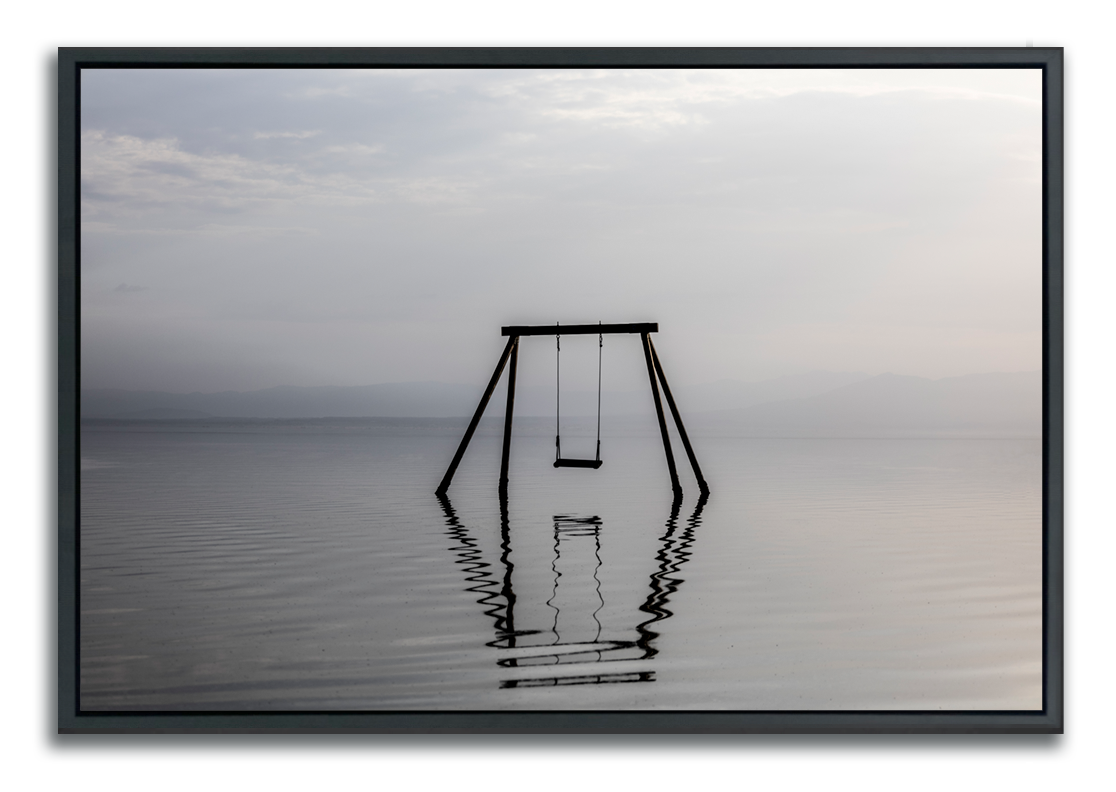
[80,68,1042,394]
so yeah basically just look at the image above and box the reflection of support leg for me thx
[436,336,518,495]
[498,337,519,496]
[435,492,456,522]
[635,495,702,659]
[648,337,710,496]
[439,490,528,651]
[689,490,709,525]
[641,333,682,497]
[668,494,682,525]
[498,490,517,648]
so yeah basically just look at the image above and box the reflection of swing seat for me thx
[554,458,603,469]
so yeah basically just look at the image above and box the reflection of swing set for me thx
[435,322,709,499]
[437,492,707,688]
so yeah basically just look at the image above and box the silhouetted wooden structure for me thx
[435,322,709,499]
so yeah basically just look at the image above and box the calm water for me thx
[79,418,1042,710]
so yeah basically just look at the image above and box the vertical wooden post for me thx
[648,337,709,496]
[498,337,519,495]
[436,336,517,496]
[641,332,682,498]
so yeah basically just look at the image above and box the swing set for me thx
[435,322,708,499]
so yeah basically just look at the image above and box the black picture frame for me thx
[57,46,1063,734]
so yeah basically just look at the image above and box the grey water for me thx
[79,418,1042,711]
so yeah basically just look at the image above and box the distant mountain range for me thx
[691,371,1041,437]
[81,382,481,420]
[81,371,873,420]
[82,370,1042,437]
[678,371,874,413]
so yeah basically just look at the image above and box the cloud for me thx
[284,84,352,99]
[80,131,468,227]
[90,223,322,238]
[81,131,316,213]
[253,130,322,140]
[473,69,1041,133]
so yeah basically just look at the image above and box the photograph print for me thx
[65,50,1059,730]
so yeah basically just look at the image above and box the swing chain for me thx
[555,323,561,462]
[596,322,602,462]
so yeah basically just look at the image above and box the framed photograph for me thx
[58,47,1062,733]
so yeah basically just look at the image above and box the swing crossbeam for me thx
[435,322,708,500]
[502,322,657,337]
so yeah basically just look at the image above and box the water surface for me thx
[79,418,1042,710]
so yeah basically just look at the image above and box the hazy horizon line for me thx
[82,368,1043,396]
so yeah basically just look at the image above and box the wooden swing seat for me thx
[553,458,603,469]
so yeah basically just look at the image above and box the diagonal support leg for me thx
[641,332,682,498]
[648,336,709,496]
[436,335,518,496]
[498,337,519,496]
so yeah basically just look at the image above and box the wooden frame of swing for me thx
[434,322,709,499]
